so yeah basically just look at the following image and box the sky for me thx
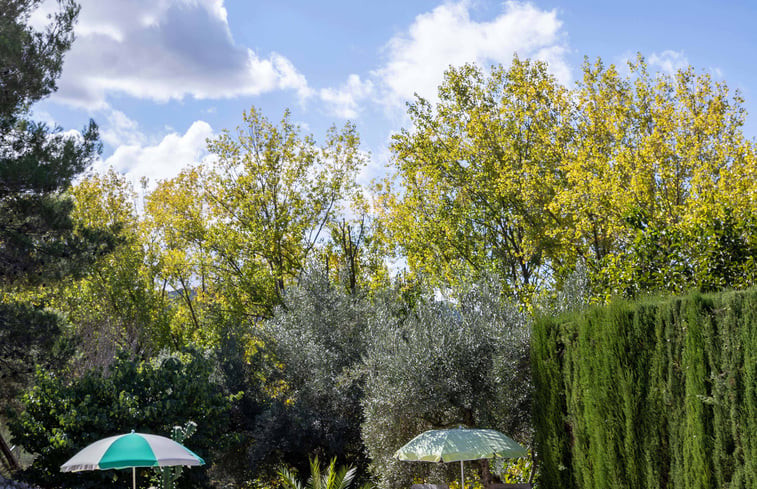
[28,0,757,190]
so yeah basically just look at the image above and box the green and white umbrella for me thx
[394,427,526,489]
[60,431,204,489]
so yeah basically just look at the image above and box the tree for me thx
[145,167,217,345]
[204,107,365,316]
[0,0,78,120]
[556,56,757,299]
[360,278,531,489]
[382,55,757,304]
[0,0,108,402]
[249,267,372,478]
[319,192,389,296]
[43,171,174,371]
[380,58,571,305]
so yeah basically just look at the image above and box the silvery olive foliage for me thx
[360,276,531,489]
[260,266,374,473]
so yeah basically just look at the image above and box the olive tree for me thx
[361,278,531,489]
[250,267,373,477]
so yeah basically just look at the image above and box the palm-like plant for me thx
[278,456,369,489]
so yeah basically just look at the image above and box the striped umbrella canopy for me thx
[394,427,526,489]
[61,431,204,489]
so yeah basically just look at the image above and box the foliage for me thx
[204,107,365,316]
[0,303,72,402]
[250,267,372,478]
[492,451,534,484]
[44,171,176,370]
[360,277,531,489]
[381,55,757,304]
[532,288,757,489]
[0,0,78,120]
[0,0,104,285]
[145,166,219,346]
[8,348,235,489]
[381,58,571,305]
[560,56,757,300]
[318,192,390,296]
[278,456,368,489]
[0,0,112,401]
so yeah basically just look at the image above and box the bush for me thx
[8,348,235,489]
[532,288,757,488]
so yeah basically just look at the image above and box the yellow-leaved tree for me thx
[382,55,757,303]
[556,55,757,299]
[380,58,572,305]
[204,107,366,316]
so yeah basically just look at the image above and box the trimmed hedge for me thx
[532,289,757,489]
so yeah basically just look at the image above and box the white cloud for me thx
[34,0,312,109]
[648,50,689,75]
[374,0,569,106]
[100,110,144,148]
[96,120,213,187]
[320,74,375,119]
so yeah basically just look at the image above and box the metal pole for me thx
[133,467,136,489]
[460,460,464,489]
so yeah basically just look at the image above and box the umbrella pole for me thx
[460,460,464,489]
[133,466,136,489]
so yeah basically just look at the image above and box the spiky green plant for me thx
[278,456,370,489]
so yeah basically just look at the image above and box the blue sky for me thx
[29,0,757,189]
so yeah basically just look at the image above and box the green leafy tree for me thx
[204,107,365,316]
[319,192,390,296]
[0,0,77,119]
[382,55,757,304]
[381,58,571,305]
[555,56,757,299]
[38,170,174,372]
[250,267,372,477]
[145,167,217,345]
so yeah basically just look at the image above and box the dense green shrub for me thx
[8,348,235,489]
[532,288,757,489]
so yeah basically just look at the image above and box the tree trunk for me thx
[478,459,494,488]
[0,431,20,472]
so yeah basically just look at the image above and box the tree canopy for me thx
[205,108,366,315]
[0,0,110,402]
[380,55,757,304]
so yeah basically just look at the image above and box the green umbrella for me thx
[394,427,526,489]
[60,431,204,489]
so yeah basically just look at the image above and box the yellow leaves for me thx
[384,59,570,302]
[71,169,138,230]
[384,54,757,301]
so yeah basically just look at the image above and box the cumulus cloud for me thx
[374,0,570,106]
[320,74,374,119]
[648,50,690,75]
[99,110,144,148]
[31,0,312,109]
[95,120,214,187]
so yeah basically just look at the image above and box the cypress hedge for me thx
[532,289,757,489]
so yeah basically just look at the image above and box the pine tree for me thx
[0,0,112,405]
